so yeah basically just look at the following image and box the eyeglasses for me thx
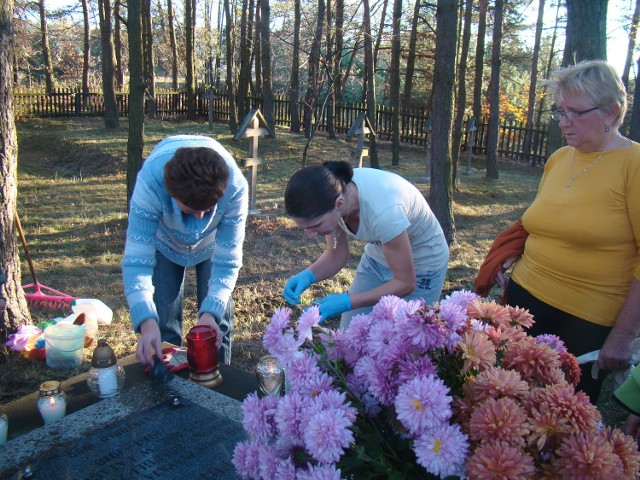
[550,106,599,121]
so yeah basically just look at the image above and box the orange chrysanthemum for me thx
[554,431,624,479]
[601,426,640,479]
[466,441,535,480]
[459,330,496,373]
[532,382,601,434]
[485,324,528,350]
[469,397,529,445]
[501,337,561,382]
[527,407,572,452]
[467,300,512,328]
[468,366,529,405]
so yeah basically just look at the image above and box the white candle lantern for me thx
[36,381,66,425]
[86,339,126,398]
[0,413,8,444]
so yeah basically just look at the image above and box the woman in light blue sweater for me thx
[122,135,248,367]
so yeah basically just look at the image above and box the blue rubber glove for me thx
[314,293,351,322]
[283,269,317,305]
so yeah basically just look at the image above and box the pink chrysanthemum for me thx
[311,389,357,423]
[343,313,374,356]
[369,294,402,321]
[530,382,601,434]
[286,351,321,393]
[467,300,512,328]
[466,441,535,480]
[558,350,582,387]
[526,407,572,452]
[414,421,469,478]
[507,305,535,328]
[241,392,278,441]
[304,408,355,464]
[274,391,308,446]
[394,374,452,435]
[397,353,437,385]
[469,366,529,404]
[458,330,496,373]
[485,323,528,350]
[233,439,262,480]
[501,336,561,382]
[536,334,567,354]
[402,308,450,351]
[554,431,624,479]
[296,306,321,342]
[296,463,342,480]
[600,426,640,479]
[345,372,381,416]
[366,317,398,358]
[469,397,529,445]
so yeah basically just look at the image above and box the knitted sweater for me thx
[122,135,248,332]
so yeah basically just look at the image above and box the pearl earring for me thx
[605,125,610,132]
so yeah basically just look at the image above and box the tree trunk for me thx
[485,0,503,179]
[253,1,262,94]
[114,0,124,89]
[82,0,90,96]
[167,0,179,90]
[333,0,344,102]
[0,0,31,332]
[326,0,336,139]
[224,0,238,131]
[451,0,473,184]
[98,0,120,128]
[363,0,379,168]
[142,0,156,118]
[622,0,640,90]
[563,0,608,65]
[303,0,325,139]
[127,0,145,208]
[472,0,488,121]
[523,0,545,163]
[238,0,252,119]
[429,0,457,245]
[629,57,640,141]
[289,0,301,133]
[402,0,420,106]
[260,0,276,133]
[185,0,196,120]
[389,0,401,165]
[373,0,389,74]
[38,0,55,93]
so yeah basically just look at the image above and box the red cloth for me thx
[474,220,529,302]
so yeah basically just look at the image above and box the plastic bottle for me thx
[71,299,113,325]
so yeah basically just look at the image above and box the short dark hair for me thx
[284,160,353,219]
[164,147,230,210]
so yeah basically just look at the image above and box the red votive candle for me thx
[186,325,218,374]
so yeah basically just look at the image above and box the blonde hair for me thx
[542,60,627,127]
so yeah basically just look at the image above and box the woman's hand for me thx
[198,312,223,350]
[624,414,640,443]
[136,318,163,369]
[496,257,518,289]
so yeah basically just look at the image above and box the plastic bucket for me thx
[44,323,86,369]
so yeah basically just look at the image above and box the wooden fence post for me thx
[346,113,376,167]
[465,116,477,174]
[233,109,275,214]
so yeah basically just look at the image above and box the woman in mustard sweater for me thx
[492,60,640,404]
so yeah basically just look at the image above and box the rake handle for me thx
[14,213,39,286]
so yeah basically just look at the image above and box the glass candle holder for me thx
[255,355,284,396]
[87,339,126,398]
[36,381,66,425]
[0,413,8,445]
[186,325,218,373]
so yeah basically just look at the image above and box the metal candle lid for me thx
[39,380,61,396]
[91,339,117,368]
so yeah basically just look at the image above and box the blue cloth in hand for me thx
[283,269,316,305]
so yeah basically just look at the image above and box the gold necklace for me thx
[566,137,619,188]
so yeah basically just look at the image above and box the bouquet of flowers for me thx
[233,291,640,479]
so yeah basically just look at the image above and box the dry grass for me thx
[0,117,628,428]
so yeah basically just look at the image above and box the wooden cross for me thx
[346,113,376,168]
[465,116,478,175]
[233,109,275,213]
[202,90,218,131]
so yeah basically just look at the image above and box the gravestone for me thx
[0,375,247,479]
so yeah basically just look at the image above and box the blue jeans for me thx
[152,252,234,364]
[340,253,448,329]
